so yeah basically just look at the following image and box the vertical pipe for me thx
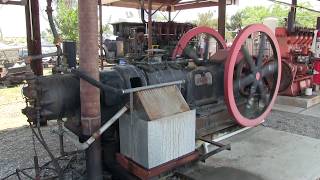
[78,0,102,179]
[58,118,65,156]
[168,6,171,21]
[99,0,104,70]
[218,0,226,39]
[148,0,153,50]
[291,0,297,21]
[25,0,32,56]
[25,0,43,76]
[288,0,297,34]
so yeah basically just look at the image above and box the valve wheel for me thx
[172,26,227,60]
[224,24,282,127]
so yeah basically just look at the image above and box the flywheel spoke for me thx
[241,46,256,71]
[261,61,278,78]
[257,33,266,68]
[234,74,255,91]
[258,81,268,103]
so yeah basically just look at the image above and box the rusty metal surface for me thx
[79,0,101,135]
[136,85,189,120]
[25,0,43,76]
[78,0,102,179]
[116,151,199,180]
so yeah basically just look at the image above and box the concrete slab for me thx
[186,127,320,180]
[272,104,305,113]
[300,104,320,118]
[275,93,320,108]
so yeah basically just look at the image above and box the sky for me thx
[0,0,320,38]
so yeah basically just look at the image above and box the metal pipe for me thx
[62,106,128,150]
[46,0,60,44]
[57,119,65,156]
[78,0,102,179]
[122,80,184,94]
[22,52,60,61]
[290,0,297,21]
[147,0,153,50]
[141,6,146,24]
[99,0,104,70]
[70,69,122,95]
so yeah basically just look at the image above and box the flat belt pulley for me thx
[224,24,281,127]
[172,26,227,60]
[172,24,281,127]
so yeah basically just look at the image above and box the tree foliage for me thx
[227,2,319,31]
[193,11,218,28]
[55,0,79,41]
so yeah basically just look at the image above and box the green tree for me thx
[270,4,289,26]
[102,24,113,35]
[227,11,243,31]
[241,6,271,26]
[227,3,319,31]
[193,11,218,28]
[55,0,79,41]
[296,2,319,28]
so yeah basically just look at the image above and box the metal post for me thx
[78,0,102,179]
[99,0,104,70]
[291,0,297,22]
[25,0,43,76]
[168,6,171,21]
[148,0,153,50]
[288,0,297,34]
[218,0,226,39]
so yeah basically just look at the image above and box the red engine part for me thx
[314,61,320,85]
[275,27,314,96]
[225,24,281,126]
[279,61,313,96]
[171,26,227,60]
[173,25,281,127]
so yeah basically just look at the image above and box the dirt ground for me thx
[0,85,28,131]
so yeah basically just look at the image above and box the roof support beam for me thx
[174,1,218,10]
[218,0,226,39]
[0,0,26,5]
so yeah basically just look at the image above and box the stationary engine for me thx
[22,24,281,178]
[275,27,315,96]
[104,21,195,59]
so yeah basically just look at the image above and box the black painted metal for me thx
[22,61,232,177]
[63,41,77,68]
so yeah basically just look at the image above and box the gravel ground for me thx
[264,110,320,139]
[0,122,81,179]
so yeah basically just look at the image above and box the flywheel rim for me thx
[224,24,282,127]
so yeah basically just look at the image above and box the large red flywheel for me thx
[224,24,282,127]
[172,26,227,60]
